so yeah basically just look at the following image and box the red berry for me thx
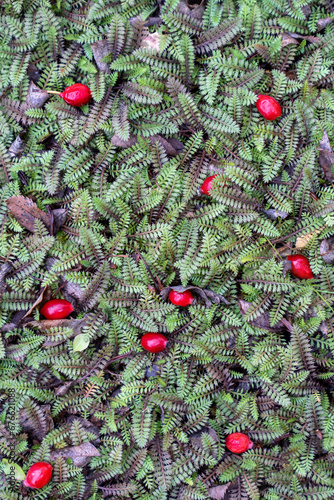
[200,175,225,196]
[23,462,53,489]
[225,433,253,454]
[40,299,74,319]
[287,254,313,279]
[141,333,168,353]
[256,95,281,121]
[169,289,194,307]
[59,83,92,107]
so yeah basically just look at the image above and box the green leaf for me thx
[2,459,26,481]
[73,334,90,352]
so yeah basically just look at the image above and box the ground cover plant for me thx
[1,0,334,498]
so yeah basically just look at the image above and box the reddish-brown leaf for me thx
[6,195,51,232]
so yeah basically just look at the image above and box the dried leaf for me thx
[111,133,138,148]
[49,442,100,467]
[238,299,284,332]
[25,316,89,347]
[263,209,288,220]
[281,33,299,47]
[0,263,12,297]
[296,229,321,249]
[25,81,49,109]
[287,32,321,44]
[301,5,311,18]
[111,133,184,156]
[319,130,334,182]
[177,0,205,20]
[141,32,161,52]
[54,381,74,396]
[91,39,111,73]
[45,257,85,305]
[26,63,40,82]
[52,208,67,233]
[150,135,181,156]
[166,137,185,155]
[209,483,230,500]
[22,285,52,319]
[8,136,25,158]
[19,404,54,441]
[146,365,161,378]
[315,429,323,439]
[190,426,219,451]
[6,195,51,233]
[320,237,334,264]
[317,18,333,31]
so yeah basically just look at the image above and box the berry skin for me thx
[59,84,92,107]
[225,433,253,454]
[23,462,53,489]
[256,95,282,121]
[40,299,74,319]
[200,175,218,195]
[200,175,227,195]
[169,289,194,307]
[287,254,313,279]
[141,333,168,353]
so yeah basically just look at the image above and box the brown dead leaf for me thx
[209,484,231,500]
[286,33,321,44]
[263,209,288,220]
[320,237,334,264]
[25,316,88,347]
[8,136,25,158]
[111,133,138,148]
[49,442,100,467]
[295,229,322,249]
[150,135,181,156]
[319,130,334,182]
[62,280,85,305]
[27,63,40,83]
[91,39,111,73]
[111,133,184,156]
[315,429,323,440]
[317,18,333,31]
[167,137,184,155]
[177,0,205,20]
[52,208,67,233]
[19,404,54,441]
[190,427,219,455]
[25,81,49,109]
[281,33,299,47]
[54,381,74,396]
[301,4,311,18]
[141,32,162,52]
[239,299,284,332]
[0,263,12,298]
[22,286,52,320]
[6,195,51,233]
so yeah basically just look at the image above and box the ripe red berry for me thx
[256,95,281,121]
[40,299,74,319]
[141,333,168,353]
[225,433,253,454]
[59,83,92,107]
[23,462,53,489]
[169,289,194,307]
[200,175,223,196]
[287,254,313,279]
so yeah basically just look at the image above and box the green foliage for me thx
[0,0,334,499]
